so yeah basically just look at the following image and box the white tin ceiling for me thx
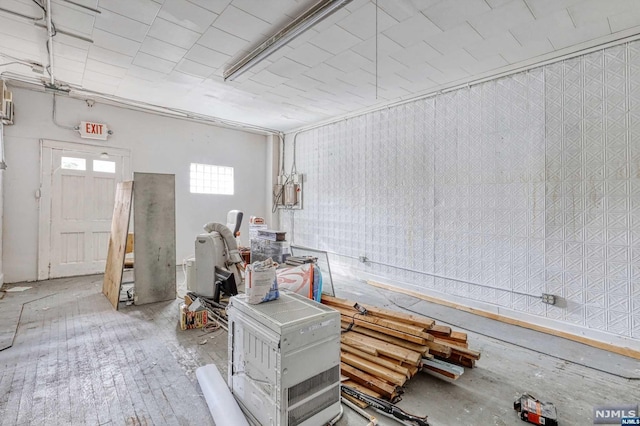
[1,0,640,131]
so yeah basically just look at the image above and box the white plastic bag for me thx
[246,258,279,304]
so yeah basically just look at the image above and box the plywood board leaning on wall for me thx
[133,173,176,305]
[102,181,134,310]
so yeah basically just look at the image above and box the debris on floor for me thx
[180,294,208,330]
[5,286,32,292]
[514,394,558,426]
[321,294,481,402]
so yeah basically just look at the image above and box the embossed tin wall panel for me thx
[282,40,640,339]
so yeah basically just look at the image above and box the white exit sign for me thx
[79,121,110,140]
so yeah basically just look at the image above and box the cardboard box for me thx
[179,302,208,330]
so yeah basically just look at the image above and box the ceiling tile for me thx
[568,0,637,27]
[54,55,85,73]
[133,52,177,74]
[309,7,351,33]
[422,0,491,31]
[465,32,521,61]
[389,41,441,66]
[377,0,421,21]
[0,14,41,43]
[303,63,346,83]
[88,45,133,68]
[85,58,128,78]
[185,0,231,14]
[325,50,373,73]
[352,34,404,61]
[309,25,362,55]
[83,70,122,87]
[232,0,298,25]
[53,41,88,63]
[337,2,397,40]
[140,37,188,62]
[127,65,171,82]
[523,0,584,19]
[460,53,508,74]
[285,44,333,68]
[147,18,201,49]
[499,38,554,63]
[175,58,215,77]
[100,0,161,25]
[468,0,535,39]
[185,44,230,68]
[212,6,272,42]
[250,69,289,87]
[486,0,512,7]
[282,75,323,91]
[511,9,574,45]
[158,0,218,33]
[427,23,484,53]
[337,69,375,87]
[94,9,148,42]
[609,7,640,33]
[0,0,42,17]
[376,55,408,77]
[383,13,442,47]
[92,29,141,57]
[165,70,205,87]
[198,27,249,56]
[53,67,83,85]
[50,2,95,35]
[267,57,309,79]
[548,19,611,50]
[395,62,442,84]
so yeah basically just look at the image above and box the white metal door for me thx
[39,140,130,280]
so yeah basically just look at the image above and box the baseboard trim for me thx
[366,279,640,360]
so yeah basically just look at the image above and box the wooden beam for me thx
[341,345,411,378]
[340,363,399,399]
[433,338,481,360]
[331,305,430,337]
[428,324,452,337]
[322,294,434,329]
[340,336,379,356]
[367,279,640,361]
[341,352,407,386]
[102,181,133,310]
[425,341,452,358]
[342,332,422,365]
[340,316,429,345]
[342,320,432,350]
[341,392,369,409]
[443,353,476,368]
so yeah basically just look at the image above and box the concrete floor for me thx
[0,272,638,426]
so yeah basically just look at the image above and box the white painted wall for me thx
[0,168,3,286]
[2,87,268,283]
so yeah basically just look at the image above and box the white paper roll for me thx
[196,364,250,426]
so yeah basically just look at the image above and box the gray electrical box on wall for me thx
[274,173,303,209]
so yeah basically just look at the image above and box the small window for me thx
[190,163,234,195]
[93,160,116,173]
[61,157,86,171]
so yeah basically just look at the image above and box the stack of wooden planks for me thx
[321,294,481,402]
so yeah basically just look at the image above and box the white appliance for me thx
[188,211,244,298]
[227,292,341,426]
[192,232,227,297]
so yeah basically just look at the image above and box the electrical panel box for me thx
[274,174,303,210]
[228,292,341,426]
[0,81,14,125]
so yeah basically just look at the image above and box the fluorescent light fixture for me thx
[223,0,353,81]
